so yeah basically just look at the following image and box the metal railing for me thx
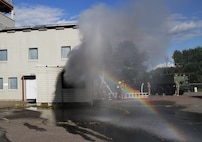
[108,92,149,99]
[124,93,149,98]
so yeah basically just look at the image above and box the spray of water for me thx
[61,2,190,141]
[63,0,170,85]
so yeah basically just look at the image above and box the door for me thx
[26,79,37,100]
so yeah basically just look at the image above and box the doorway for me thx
[24,75,37,102]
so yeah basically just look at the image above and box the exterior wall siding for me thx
[36,66,63,104]
[0,25,80,101]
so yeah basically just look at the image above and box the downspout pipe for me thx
[21,76,25,101]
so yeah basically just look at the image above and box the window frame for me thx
[61,46,71,59]
[0,78,3,90]
[0,49,8,61]
[29,47,38,60]
[8,77,18,89]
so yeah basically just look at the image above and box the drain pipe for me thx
[21,76,25,101]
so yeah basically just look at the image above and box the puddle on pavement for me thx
[26,107,59,124]
[27,106,91,124]
[25,102,202,126]
[23,103,202,142]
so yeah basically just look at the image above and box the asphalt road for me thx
[54,97,202,142]
[1,93,202,142]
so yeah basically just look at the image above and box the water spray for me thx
[98,74,116,98]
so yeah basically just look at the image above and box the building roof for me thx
[0,0,13,13]
[0,23,78,33]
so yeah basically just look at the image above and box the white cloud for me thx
[153,62,175,70]
[169,21,197,35]
[14,4,77,27]
[151,55,175,70]
[57,15,78,25]
[166,14,202,42]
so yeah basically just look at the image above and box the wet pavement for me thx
[53,98,202,142]
[0,92,202,142]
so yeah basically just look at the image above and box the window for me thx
[0,49,7,61]
[61,46,71,59]
[9,77,17,89]
[29,48,38,60]
[0,78,3,89]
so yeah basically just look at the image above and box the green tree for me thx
[173,50,183,67]
[109,41,148,85]
[172,46,202,82]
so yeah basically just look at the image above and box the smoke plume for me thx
[63,0,170,85]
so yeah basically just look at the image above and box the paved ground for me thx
[0,92,202,142]
[149,92,202,114]
[0,101,112,142]
[0,101,26,109]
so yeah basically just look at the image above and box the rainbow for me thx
[101,70,186,141]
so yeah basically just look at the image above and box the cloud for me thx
[167,14,202,42]
[153,62,175,70]
[57,15,78,25]
[14,4,77,26]
[169,21,197,35]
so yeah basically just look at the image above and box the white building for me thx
[0,1,98,105]
[0,24,81,102]
[0,1,92,105]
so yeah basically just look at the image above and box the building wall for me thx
[0,12,15,29]
[36,65,63,104]
[0,26,80,100]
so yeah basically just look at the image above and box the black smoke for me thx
[63,0,170,86]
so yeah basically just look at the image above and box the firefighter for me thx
[175,81,180,96]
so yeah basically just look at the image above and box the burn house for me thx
[0,1,98,105]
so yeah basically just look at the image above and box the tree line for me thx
[108,43,202,84]
[103,42,202,85]
[172,46,202,83]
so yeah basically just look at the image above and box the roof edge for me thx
[0,23,78,32]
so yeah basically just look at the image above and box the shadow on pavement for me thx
[191,96,202,99]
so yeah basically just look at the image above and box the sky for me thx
[11,0,202,68]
